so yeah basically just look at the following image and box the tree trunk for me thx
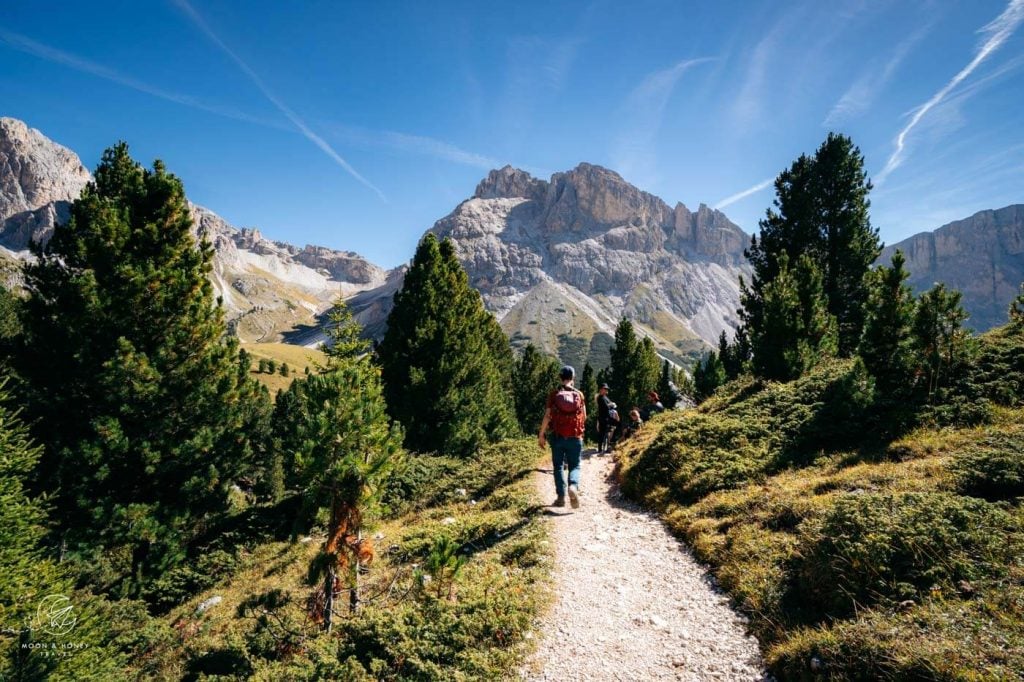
[323,564,335,633]
[350,529,361,613]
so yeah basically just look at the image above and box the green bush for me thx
[972,322,1024,406]
[792,492,1022,618]
[771,585,1024,680]
[951,433,1024,501]
[621,360,875,505]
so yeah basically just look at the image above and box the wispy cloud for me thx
[0,26,284,130]
[611,58,714,182]
[824,23,932,127]
[714,178,773,210]
[330,125,502,170]
[170,0,385,200]
[877,0,1024,184]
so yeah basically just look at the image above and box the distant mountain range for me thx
[880,205,1024,332]
[2,116,1021,367]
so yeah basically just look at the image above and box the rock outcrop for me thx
[349,163,751,367]
[0,117,90,251]
[882,205,1024,331]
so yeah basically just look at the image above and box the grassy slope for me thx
[616,362,1024,680]
[242,342,327,395]
[135,439,551,680]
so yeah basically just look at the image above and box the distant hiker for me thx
[605,401,621,451]
[597,383,613,455]
[641,391,665,421]
[538,365,586,508]
[619,408,643,441]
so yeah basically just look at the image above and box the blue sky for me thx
[2,1,1022,267]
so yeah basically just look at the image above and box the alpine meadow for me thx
[2,1,1024,680]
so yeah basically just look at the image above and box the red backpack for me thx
[550,387,585,437]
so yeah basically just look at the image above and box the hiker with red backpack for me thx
[538,365,587,509]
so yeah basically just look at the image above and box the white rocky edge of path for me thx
[519,449,770,681]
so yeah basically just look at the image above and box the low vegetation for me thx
[122,439,549,680]
[618,349,1024,679]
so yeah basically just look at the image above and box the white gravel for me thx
[520,451,769,681]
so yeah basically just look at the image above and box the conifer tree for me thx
[580,362,598,441]
[280,363,289,377]
[635,337,662,406]
[608,318,638,408]
[17,143,271,592]
[0,376,133,679]
[858,250,917,396]
[512,344,560,434]
[378,234,516,456]
[913,284,974,398]
[693,351,726,402]
[750,254,836,381]
[608,319,661,410]
[296,364,403,630]
[658,360,678,409]
[1010,283,1024,326]
[742,133,881,356]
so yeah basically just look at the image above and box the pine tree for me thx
[0,375,135,679]
[693,351,726,402]
[580,362,598,442]
[858,250,917,396]
[635,337,662,407]
[608,319,662,411]
[294,362,403,630]
[280,363,290,377]
[512,344,560,434]
[322,298,371,362]
[913,284,974,398]
[1010,283,1024,326]
[742,133,881,357]
[17,143,271,592]
[378,234,517,456]
[750,254,836,381]
[267,359,278,374]
[608,318,638,409]
[658,360,678,409]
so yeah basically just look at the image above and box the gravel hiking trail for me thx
[519,450,768,681]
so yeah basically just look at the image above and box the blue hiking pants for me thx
[550,435,582,497]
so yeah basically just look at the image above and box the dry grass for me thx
[241,342,326,396]
[138,439,552,680]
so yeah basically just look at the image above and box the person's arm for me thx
[538,406,551,449]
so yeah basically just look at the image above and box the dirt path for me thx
[520,450,768,681]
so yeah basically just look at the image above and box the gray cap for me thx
[559,365,575,380]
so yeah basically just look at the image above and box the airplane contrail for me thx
[171,0,386,200]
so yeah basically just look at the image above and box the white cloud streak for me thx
[877,0,1024,184]
[330,125,504,170]
[612,58,714,181]
[824,23,932,127]
[714,178,773,210]
[171,0,386,200]
[0,26,285,130]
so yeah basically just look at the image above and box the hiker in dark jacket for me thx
[596,383,613,455]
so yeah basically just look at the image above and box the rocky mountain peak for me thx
[473,165,545,201]
[0,117,92,250]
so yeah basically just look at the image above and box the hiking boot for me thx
[553,496,566,507]
[568,485,580,509]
